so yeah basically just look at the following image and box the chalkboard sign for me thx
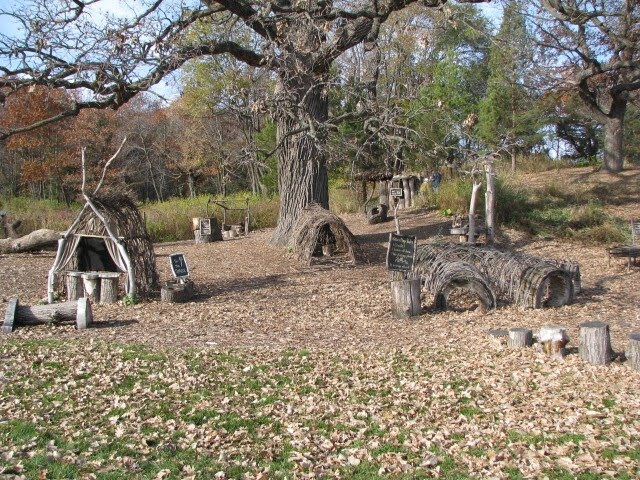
[169,253,189,278]
[386,233,416,272]
[390,188,403,198]
[200,218,212,235]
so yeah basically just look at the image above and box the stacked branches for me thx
[290,204,363,266]
[415,244,576,309]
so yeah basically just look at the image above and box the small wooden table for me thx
[608,245,640,271]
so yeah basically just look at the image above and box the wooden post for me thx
[244,198,250,236]
[508,328,533,348]
[3,298,18,333]
[468,182,481,245]
[408,178,416,208]
[98,272,120,304]
[579,321,614,365]
[484,159,495,245]
[66,271,85,301]
[81,273,101,303]
[379,181,389,207]
[626,333,640,372]
[402,178,411,208]
[390,278,421,319]
[538,326,569,359]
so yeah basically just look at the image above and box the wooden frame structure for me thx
[206,197,250,236]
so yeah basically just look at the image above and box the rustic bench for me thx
[608,220,640,271]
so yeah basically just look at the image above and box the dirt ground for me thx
[1,167,639,353]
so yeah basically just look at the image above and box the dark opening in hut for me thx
[290,204,364,265]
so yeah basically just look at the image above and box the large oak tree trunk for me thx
[602,106,625,173]
[270,71,329,247]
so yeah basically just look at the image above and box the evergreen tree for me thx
[478,2,542,170]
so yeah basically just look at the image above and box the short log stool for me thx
[391,278,421,319]
[626,333,640,372]
[508,328,533,349]
[98,272,121,304]
[161,280,194,303]
[578,321,613,365]
[66,271,85,300]
[81,273,101,303]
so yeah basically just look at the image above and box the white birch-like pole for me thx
[484,158,496,245]
[467,181,481,245]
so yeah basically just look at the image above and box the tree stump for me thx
[538,326,569,359]
[508,328,533,348]
[161,280,194,303]
[98,272,120,304]
[81,273,101,303]
[66,271,85,300]
[3,298,93,332]
[391,278,421,319]
[578,321,614,365]
[626,333,640,372]
[488,329,509,346]
[367,204,388,225]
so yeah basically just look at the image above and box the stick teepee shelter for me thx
[47,139,158,302]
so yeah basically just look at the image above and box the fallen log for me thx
[3,298,93,332]
[0,229,61,254]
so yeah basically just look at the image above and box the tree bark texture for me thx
[579,321,614,365]
[603,109,625,172]
[627,333,640,372]
[268,10,338,248]
[66,271,85,301]
[99,273,120,304]
[484,160,496,245]
[391,278,421,319]
[508,328,533,349]
[467,182,481,245]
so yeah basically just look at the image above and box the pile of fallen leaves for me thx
[1,338,639,479]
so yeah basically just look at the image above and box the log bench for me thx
[3,298,93,333]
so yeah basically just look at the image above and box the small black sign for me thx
[170,253,189,278]
[200,218,212,235]
[390,188,403,198]
[386,233,416,272]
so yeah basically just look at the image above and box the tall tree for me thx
[0,0,487,246]
[531,0,640,172]
[478,1,542,171]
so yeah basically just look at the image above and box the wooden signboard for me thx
[169,253,189,278]
[386,233,417,272]
[390,187,404,198]
[199,218,212,235]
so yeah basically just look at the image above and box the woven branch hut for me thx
[290,204,364,265]
[47,193,158,301]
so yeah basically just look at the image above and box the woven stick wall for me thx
[290,204,364,265]
[414,251,496,310]
[68,193,159,294]
[415,244,575,309]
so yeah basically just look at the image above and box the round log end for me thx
[76,297,93,330]
[3,298,18,333]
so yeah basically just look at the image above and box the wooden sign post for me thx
[387,233,421,319]
[386,233,417,272]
